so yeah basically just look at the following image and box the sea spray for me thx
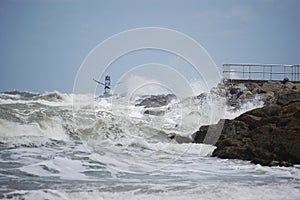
[0,90,299,199]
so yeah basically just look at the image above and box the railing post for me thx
[222,63,299,81]
[292,65,294,81]
[296,65,300,81]
[249,65,251,80]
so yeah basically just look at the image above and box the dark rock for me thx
[144,110,165,116]
[197,93,207,100]
[220,79,300,108]
[192,126,208,143]
[294,110,300,118]
[174,135,193,144]
[192,119,225,144]
[193,100,300,166]
[229,87,241,95]
[136,94,176,108]
[237,91,244,98]
[282,77,290,84]
[192,80,300,166]
[245,82,260,94]
[196,93,208,102]
[276,91,300,105]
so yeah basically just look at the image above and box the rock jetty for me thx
[193,79,300,166]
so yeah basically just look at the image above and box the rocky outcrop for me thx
[136,94,176,108]
[193,100,300,166]
[193,79,300,166]
[222,79,300,108]
[276,92,300,105]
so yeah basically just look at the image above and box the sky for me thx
[0,0,299,93]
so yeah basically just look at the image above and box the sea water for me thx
[0,91,299,200]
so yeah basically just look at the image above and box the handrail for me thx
[223,63,300,81]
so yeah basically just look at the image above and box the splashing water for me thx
[0,90,299,200]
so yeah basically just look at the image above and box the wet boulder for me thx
[276,91,300,105]
[173,134,193,144]
[136,94,176,108]
[144,110,165,116]
[193,100,300,167]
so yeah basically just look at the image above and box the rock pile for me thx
[193,100,300,166]
[193,79,300,166]
[223,79,300,107]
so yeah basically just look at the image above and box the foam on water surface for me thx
[0,91,299,199]
[3,182,300,200]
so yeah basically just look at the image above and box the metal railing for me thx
[223,63,300,81]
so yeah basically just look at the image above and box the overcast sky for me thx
[0,0,299,93]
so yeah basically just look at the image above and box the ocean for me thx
[0,91,299,200]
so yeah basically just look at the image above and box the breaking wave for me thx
[2,90,298,200]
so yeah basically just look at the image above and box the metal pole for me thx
[296,65,298,81]
[297,65,300,81]
[292,65,294,81]
[284,65,286,79]
[249,65,251,79]
[296,65,300,81]
[229,65,231,79]
[270,66,272,80]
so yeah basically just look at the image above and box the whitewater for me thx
[0,90,300,200]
